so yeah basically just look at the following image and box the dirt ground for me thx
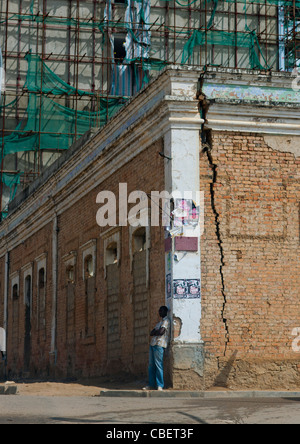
[16,381,102,397]
[1,376,146,397]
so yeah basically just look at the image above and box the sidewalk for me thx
[99,389,300,399]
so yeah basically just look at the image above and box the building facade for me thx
[0,66,299,389]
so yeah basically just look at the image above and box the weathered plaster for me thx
[264,135,300,158]
[203,83,300,105]
[164,123,202,345]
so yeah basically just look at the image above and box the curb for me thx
[0,384,18,395]
[99,390,300,399]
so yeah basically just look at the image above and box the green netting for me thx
[181,29,268,69]
[1,52,126,156]
[2,173,21,188]
[0,51,126,217]
[0,97,18,110]
[24,53,93,97]
[3,95,124,155]
[1,173,21,219]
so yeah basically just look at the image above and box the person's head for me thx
[159,306,169,318]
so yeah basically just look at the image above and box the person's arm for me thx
[150,327,166,337]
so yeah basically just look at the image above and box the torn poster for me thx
[173,199,200,228]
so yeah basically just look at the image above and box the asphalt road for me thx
[0,396,300,424]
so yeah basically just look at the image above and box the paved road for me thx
[0,396,300,424]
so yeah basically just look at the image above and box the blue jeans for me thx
[148,345,165,389]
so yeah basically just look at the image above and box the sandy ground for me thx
[2,377,146,397]
[16,382,101,397]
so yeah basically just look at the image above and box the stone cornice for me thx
[205,102,300,135]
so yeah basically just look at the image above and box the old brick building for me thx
[0,67,299,389]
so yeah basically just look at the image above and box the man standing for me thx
[143,306,170,391]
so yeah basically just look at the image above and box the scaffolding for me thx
[0,0,299,218]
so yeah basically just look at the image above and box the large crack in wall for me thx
[198,81,229,356]
[202,131,229,356]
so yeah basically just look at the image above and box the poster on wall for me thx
[173,199,200,228]
[173,279,201,299]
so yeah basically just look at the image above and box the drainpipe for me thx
[50,214,58,366]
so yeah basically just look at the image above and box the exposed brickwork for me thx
[2,223,54,378]
[133,250,149,370]
[1,140,165,380]
[1,122,300,389]
[200,131,300,389]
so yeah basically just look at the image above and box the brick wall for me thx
[200,131,300,389]
[2,139,165,380]
[2,124,299,389]
[4,223,54,378]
